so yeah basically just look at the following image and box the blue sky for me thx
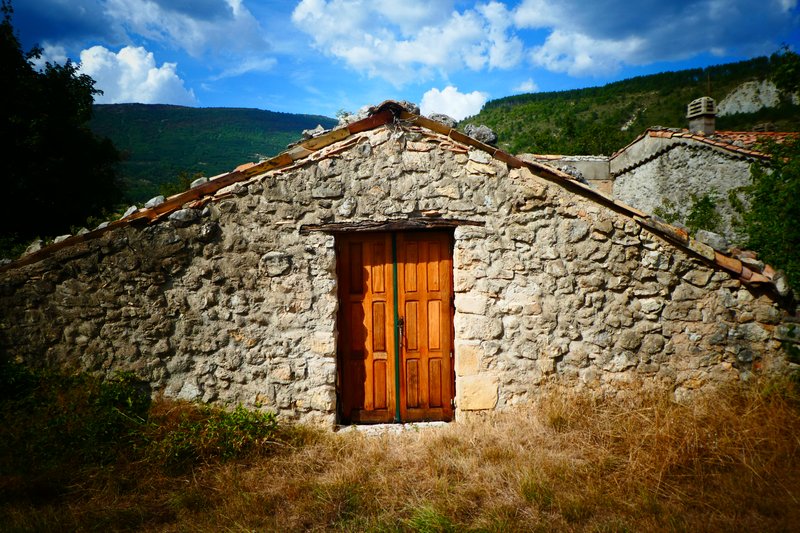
[13,0,800,120]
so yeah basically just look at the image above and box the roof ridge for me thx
[0,101,789,299]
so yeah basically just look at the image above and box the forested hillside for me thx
[91,104,337,201]
[465,55,800,156]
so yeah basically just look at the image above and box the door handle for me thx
[397,316,404,346]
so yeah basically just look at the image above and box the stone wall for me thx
[0,124,795,426]
[520,154,612,195]
[612,144,753,243]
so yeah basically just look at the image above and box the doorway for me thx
[336,231,455,424]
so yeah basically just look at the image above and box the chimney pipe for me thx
[687,97,716,135]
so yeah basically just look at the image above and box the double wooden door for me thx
[336,231,454,424]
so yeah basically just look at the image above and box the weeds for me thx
[1,363,799,532]
[146,402,279,472]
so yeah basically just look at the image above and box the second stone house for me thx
[524,97,798,246]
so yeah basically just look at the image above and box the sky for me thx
[12,0,800,120]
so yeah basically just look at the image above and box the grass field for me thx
[1,363,798,531]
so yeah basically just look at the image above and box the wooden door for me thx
[336,231,454,424]
[337,233,396,423]
[396,232,454,422]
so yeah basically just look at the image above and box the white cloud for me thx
[479,1,524,69]
[291,0,523,86]
[514,0,800,76]
[372,0,455,34]
[19,0,277,82]
[512,0,563,28]
[103,0,268,58]
[79,45,197,105]
[31,43,69,70]
[211,57,278,80]
[513,78,538,93]
[420,86,487,121]
[532,30,645,76]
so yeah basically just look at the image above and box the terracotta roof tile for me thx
[713,131,798,148]
[715,252,742,276]
[641,128,798,159]
[749,272,771,284]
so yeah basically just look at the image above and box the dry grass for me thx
[3,380,800,532]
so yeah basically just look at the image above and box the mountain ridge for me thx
[463,55,800,156]
[90,104,337,202]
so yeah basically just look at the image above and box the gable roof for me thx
[0,101,790,297]
[610,127,798,177]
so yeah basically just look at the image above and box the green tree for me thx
[0,1,123,255]
[772,46,800,95]
[159,170,203,197]
[741,138,800,290]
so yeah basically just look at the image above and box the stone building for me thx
[0,101,797,427]
[610,126,794,244]
[524,97,798,245]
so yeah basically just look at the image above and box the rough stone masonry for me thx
[0,119,797,427]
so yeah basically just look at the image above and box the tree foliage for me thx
[0,1,122,251]
[772,46,800,95]
[741,138,800,290]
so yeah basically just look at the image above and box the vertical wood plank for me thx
[372,241,385,293]
[406,359,419,408]
[428,242,440,292]
[405,242,418,292]
[374,360,387,409]
[372,301,386,352]
[428,300,441,350]
[429,358,442,408]
[405,301,418,351]
[349,242,363,294]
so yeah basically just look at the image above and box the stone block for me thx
[640,334,665,355]
[672,284,705,301]
[735,323,770,342]
[594,219,613,235]
[455,314,503,340]
[259,252,292,277]
[456,344,481,376]
[311,183,344,199]
[683,268,713,287]
[457,375,499,410]
[456,295,488,315]
[776,324,800,343]
[311,331,336,355]
[579,367,598,384]
[616,330,643,351]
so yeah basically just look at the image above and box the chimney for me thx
[687,96,716,135]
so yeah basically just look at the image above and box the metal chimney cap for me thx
[687,96,716,119]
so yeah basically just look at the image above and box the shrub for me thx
[685,193,721,233]
[146,402,279,472]
[738,138,800,290]
[0,360,150,472]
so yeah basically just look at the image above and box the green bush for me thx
[738,138,800,290]
[0,360,150,479]
[148,403,279,472]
